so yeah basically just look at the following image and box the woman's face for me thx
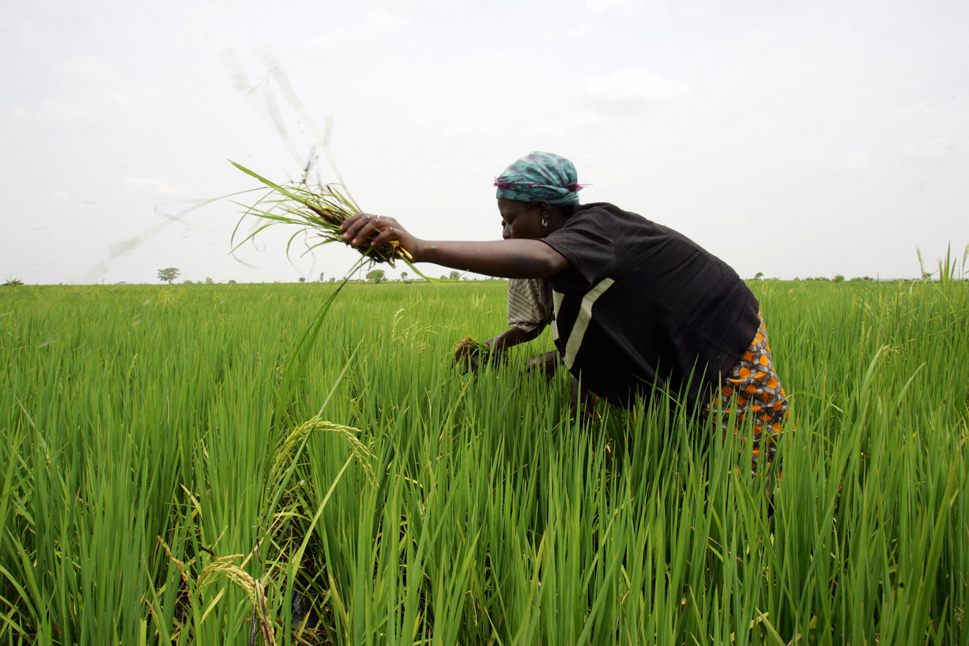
[498,199,547,240]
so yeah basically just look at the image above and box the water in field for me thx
[2,280,967,644]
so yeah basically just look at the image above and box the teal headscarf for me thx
[494,152,582,205]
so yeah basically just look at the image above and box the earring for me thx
[541,217,548,227]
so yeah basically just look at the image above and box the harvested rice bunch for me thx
[453,336,494,372]
[231,162,412,267]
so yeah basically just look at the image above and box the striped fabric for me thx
[507,278,553,333]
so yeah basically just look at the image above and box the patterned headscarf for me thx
[494,152,582,205]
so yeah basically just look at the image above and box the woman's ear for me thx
[533,200,552,219]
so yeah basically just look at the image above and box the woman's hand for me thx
[453,337,503,373]
[340,214,423,260]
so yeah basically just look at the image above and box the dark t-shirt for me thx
[541,202,760,410]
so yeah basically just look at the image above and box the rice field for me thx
[1,278,967,645]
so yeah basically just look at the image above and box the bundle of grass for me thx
[453,336,494,372]
[231,162,417,270]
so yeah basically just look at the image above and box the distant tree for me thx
[158,268,180,284]
[833,274,845,283]
[329,277,335,282]
[319,272,325,282]
[184,280,193,285]
[449,271,460,280]
[228,280,237,284]
[754,272,764,280]
[3,278,24,287]
[298,277,305,283]
[401,272,409,281]
[366,269,386,284]
[205,277,214,285]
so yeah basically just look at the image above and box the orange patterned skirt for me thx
[707,312,791,474]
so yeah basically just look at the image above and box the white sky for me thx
[2,0,967,284]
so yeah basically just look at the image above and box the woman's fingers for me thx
[341,214,389,247]
[345,215,378,246]
[338,214,368,244]
[369,226,402,249]
[338,213,367,234]
[339,213,419,260]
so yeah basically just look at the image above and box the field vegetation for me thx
[1,279,967,644]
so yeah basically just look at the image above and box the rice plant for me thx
[1,279,967,644]
[230,163,421,274]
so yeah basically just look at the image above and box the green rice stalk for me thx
[231,161,433,282]
[4,276,968,643]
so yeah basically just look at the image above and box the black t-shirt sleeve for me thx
[541,211,617,288]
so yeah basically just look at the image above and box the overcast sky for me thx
[2,0,967,284]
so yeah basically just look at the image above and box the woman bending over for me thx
[341,152,791,471]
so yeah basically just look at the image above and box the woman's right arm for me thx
[340,214,569,279]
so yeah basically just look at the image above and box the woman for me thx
[341,152,790,470]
